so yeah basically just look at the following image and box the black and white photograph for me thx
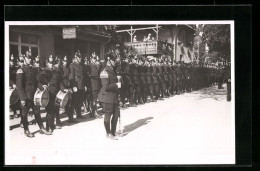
[5,20,235,165]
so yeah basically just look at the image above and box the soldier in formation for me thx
[10,49,224,138]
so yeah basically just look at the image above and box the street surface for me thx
[5,84,234,165]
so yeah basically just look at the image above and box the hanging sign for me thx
[63,27,76,39]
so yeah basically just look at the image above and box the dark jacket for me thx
[60,65,71,91]
[98,65,119,104]
[69,62,84,90]
[38,67,61,95]
[16,64,38,101]
[90,62,101,91]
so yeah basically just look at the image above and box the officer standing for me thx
[16,51,48,137]
[89,52,102,119]
[225,63,231,101]
[98,54,121,140]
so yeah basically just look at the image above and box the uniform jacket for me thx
[69,62,85,90]
[145,66,152,84]
[16,64,38,101]
[38,66,61,95]
[98,65,119,104]
[60,65,71,91]
[90,62,101,91]
[151,66,158,84]
[124,62,133,86]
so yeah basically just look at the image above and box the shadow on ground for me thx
[122,117,154,136]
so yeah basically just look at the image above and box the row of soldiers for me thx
[115,56,222,107]
[9,50,225,138]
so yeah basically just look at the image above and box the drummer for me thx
[60,56,77,123]
[38,55,62,135]
[16,51,48,137]
[69,51,86,119]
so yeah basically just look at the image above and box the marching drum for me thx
[10,88,19,105]
[34,89,49,108]
[55,90,69,109]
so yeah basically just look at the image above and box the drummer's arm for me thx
[16,69,27,101]
[37,72,48,90]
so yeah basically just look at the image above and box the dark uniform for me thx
[89,60,102,118]
[98,61,120,140]
[69,56,85,119]
[125,61,135,106]
[16,60,47,137]
[38,64,62,133]
[60,59,75,122]
[146,63,154,101]
[151,63,159,99]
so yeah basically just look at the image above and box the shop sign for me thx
[63,27,76,39]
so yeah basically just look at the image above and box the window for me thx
[9,32,40,57]
[10,45,19,58]
[9,32,19,42]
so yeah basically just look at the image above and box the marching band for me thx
[9,49,226,139]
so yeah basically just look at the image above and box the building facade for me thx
[116,24,195,63]
[9,25,111,65]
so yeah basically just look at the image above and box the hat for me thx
[10,54,15,61]
[62,56,68,62]
[75,50,82,58]
[46,55,56,64]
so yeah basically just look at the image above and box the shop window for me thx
[10,44,19,58]
[9,32,19,42]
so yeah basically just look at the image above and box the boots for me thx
[24,130,34,138]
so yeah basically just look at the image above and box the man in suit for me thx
[69,51,86,119]
[98,54,121,140]
[16,51,48,137]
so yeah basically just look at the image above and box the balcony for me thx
[124,40,173,55]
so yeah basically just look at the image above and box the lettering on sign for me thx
[63,27,76,39]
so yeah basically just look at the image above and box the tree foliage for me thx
[202,25,231,62]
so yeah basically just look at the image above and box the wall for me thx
[39,28,55,65]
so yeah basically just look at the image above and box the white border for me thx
[5,21,235,165]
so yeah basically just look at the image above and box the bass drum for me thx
[34,89,49,108]
[55,90,69,109]
[10,88,19,105]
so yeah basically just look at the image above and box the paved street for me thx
[5,84,234,165]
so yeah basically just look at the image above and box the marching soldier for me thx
[38,55,62,135]
[139,59,147,104]
[69,51,86,119]
[89,52,102,118]
[16,51,48,137]
[120,58,128,108]
[60,56,77,123]
[98,54,121,140]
